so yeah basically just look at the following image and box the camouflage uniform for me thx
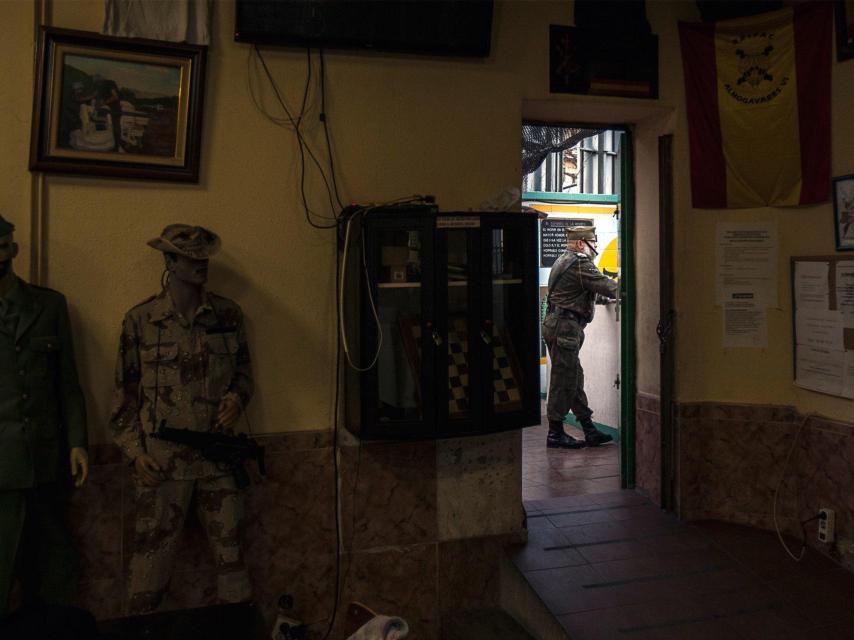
[110,288,254,614]
[542,248,618,425]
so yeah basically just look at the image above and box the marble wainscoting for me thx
[675,402,854,574]
[634,393,661,506]
[69,429,525,640]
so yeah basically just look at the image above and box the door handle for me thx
[656,310,674,354]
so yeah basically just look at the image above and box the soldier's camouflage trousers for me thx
[542,314,594,424]
[127,475,251,615]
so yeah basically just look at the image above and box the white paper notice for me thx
[844,351,854,399]
[795,346,844,396]
[795,309,844,351]
[716,222,778,306]
[723,290,767,348]
[795,261,830,310]
[836,261,854,323]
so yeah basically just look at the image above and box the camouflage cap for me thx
[566,226,597,241]
[0,215,15,237]
[147,224,220,259]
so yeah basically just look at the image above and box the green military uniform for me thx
[109,225,254,614]
[543,226,618,446]
[0,277,88,614]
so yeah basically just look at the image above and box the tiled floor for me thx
[514,491,854,639]
[522,419,621,502]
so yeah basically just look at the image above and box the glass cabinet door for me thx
[482,219,539,427]
[440,226,477,428]
[367,223,432,432]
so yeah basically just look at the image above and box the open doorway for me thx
[521,123,633,502]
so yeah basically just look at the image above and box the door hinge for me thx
[613,373,621,389]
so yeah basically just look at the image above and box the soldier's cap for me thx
[147,224,220,260]
[0,215,15,237]
[566,226,597,242]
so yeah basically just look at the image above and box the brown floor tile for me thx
[576,539,652,564]
[547,508,615,528]
[559,464,621,480]
[508,540,587,572]
[529,493,600,513]
[605,503,662,521]
[557,598,707,640]
[592,491,651,507]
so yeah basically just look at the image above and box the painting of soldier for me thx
[57,54,180,157]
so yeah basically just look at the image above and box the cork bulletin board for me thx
[791,256,854,398]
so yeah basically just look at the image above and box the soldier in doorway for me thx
[0,214,89,616]
[109,224,254,614]
[542,226,618,449]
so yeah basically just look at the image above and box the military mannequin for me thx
[0,215,89,616]
[110,224,254,614]
[542,226,618,449]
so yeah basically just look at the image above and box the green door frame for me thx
[619,130,637,489]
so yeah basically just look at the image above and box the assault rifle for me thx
[151,422,266,489]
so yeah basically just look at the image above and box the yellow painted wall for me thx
[3,0,851,447]
[673,7,854,422]
[0,0,34,282]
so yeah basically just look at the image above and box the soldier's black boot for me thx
[579,418,614,446]
[546,420,586,449]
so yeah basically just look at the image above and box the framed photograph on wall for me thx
[836,0,854,61]
[833,174,854,250]
[29,28,207,182]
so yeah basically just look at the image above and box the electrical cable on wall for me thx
[318,49,345,211]
[248,45,340,229]
[771,412,819,562]
[339,206,383,372]
[247,44,433,636]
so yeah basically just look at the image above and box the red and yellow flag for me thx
[679,3,831,209]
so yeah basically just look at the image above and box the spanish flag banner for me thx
[679,3,831,209]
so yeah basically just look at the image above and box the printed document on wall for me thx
[722,289,767,348]
[716,222,777,306]
[795,345,843,396]
[795,261,830,309]
[795,309,844,352]
[844,351,854,398]
[837,261,854,323]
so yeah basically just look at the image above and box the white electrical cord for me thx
[339,207,383,371]
[772,412,812,562]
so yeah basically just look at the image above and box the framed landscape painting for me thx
[30,28,207,182]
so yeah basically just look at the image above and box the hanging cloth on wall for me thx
[103,0,213,46]
[678,3,831,209]
[521,124,603,176]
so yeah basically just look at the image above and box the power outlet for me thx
[819,508,836,543]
